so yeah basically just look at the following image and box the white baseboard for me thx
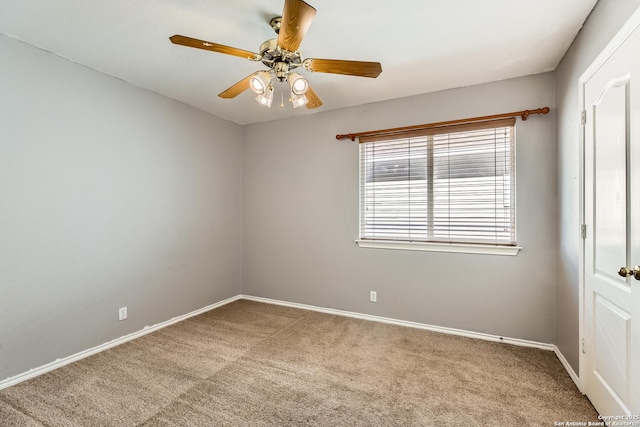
[0,295,242,391]
[240,295,556,351]
[553,345,582,392]
[1,293,580,393]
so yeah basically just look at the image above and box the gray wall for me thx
[555,0,640,373]
[0,35,243,381]
[243,73,557,343]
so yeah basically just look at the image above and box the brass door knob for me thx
[618,266,640,280]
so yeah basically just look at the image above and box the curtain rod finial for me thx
[522,107,550,120]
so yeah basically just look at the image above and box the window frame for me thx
[356,118,522,256]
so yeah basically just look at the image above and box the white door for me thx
[583,14,640,415]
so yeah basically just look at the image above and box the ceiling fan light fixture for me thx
[290,92,308,108]
[255,85,274,107]
[249,71,272,95]
[288,73,309,95]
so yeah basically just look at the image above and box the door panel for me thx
[593,295,629,402]
[594,78,628,281]
[583,18,639,415]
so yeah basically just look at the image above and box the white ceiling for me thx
[0,0,597,125]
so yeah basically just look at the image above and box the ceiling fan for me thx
[169,0,382,110]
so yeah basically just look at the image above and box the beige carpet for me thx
[0,300,598,426]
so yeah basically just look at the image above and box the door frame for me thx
[578,6,640,393]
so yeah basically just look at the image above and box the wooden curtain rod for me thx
[335,107,550,141]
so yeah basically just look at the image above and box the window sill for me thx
[355,240,522,256]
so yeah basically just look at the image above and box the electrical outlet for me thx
[370,291,377,303]
[118,307,127,321]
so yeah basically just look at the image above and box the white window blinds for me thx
[359,118,516,246]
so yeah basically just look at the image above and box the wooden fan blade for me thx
[277,0,316,52]
[218,73,258,98]
[306,58,382,78]
[305,86,323,109]
[170,35,258,60]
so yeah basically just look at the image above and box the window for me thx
[358,118,518,253]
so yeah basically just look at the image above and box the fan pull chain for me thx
[280,90,285,108]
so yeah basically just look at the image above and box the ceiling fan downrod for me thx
[270,17,282,34]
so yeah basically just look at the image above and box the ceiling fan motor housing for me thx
[260,39,301,65]
[259,38,302,82]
